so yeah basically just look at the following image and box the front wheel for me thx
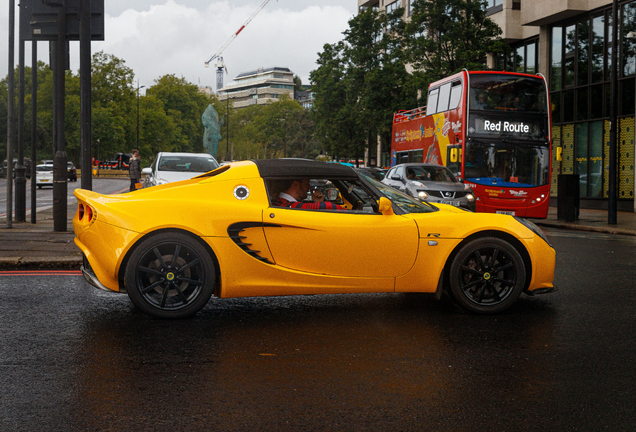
[449,237,526,314]
[125,232,215,319]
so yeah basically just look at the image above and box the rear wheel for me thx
[449,237,526,314]
[125,232,215,319]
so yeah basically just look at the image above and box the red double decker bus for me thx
[391,70,552,218]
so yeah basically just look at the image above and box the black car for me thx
[1,158,33,179]
[67,161,77,181]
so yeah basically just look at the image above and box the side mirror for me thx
[141,167,152,175]
[378,197,395,215]
[391,175,401,181]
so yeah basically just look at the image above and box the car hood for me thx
[154,171,210,184]
[407,180,467,191]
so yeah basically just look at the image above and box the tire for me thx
[125,232,215,319]
[449,237,526,314]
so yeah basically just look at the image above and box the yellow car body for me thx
[73,159,556,318]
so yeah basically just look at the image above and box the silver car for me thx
[382,163,475,211]
[142,152,220,188]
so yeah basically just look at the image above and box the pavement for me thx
[1,203,635,270]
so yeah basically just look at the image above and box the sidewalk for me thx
[1,205,635,270]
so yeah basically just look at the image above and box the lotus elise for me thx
[73,159,556,318]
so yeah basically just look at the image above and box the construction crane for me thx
[205,0,273,93]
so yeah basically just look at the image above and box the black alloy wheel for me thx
[449,237,526,314]
[125,232,215,319]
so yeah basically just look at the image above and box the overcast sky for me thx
[1,0,357,92]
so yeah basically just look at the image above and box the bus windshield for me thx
[469,74,547,113]
[464,140,550,188]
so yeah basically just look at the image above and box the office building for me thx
[217,67,296,108]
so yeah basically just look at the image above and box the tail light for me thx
[78,203,95,222]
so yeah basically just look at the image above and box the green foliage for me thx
[146,74,216,155]
[310,0,508,162]
[404,0,508,83]
[310,7,416,162]
[223,96,319,161]
[1,52,222,168]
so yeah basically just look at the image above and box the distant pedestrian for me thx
[129,149,141,191]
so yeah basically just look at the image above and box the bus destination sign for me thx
[468,115,547,140]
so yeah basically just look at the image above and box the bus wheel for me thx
[449,237,525,314]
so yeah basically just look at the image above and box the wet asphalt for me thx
[0,229,635,431]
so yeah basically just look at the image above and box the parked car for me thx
[73,159,556,319]
[67,161,77,181]
[35,164,54,188]
[1,158,33,178]
[382,163,476,211]
[142,152,220,188]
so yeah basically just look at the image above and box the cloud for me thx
[94,1,354,89]
[0,1,354,91]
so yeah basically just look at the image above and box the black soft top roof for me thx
[253,159,358,180]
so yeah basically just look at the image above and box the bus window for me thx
[426,88,439,116]
[437,83,452,112]
[449,81,462,110]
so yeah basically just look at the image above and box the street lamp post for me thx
[137,82,145,150]
[608,0,618,224]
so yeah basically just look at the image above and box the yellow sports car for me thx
[73,159,556,319]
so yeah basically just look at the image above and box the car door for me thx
[262,208,419,279]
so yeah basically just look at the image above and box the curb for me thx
[535,221,636,236]
[0,256,82,270]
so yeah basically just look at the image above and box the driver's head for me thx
[290,178,311,201]
[277,178,310,201]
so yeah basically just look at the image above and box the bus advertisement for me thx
[391,70,552,218]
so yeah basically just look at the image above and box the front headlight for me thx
[418,191,429,200]
[514,216,552,247]
[466,193,474,202]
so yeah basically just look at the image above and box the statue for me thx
[202,104,223,158]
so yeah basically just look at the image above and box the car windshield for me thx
[406,165,457,182]
[358,171,437,214]
[158,156,219,172]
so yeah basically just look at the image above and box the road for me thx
[0,178,129,217]
[0,228,634,431]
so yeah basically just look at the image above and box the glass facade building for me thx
[548,1,635,203]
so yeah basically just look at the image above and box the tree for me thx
[404,0,508,84]
[146,74,217,154]
[293,75,303,92]
[311,6,415,163]
[90,52,136,160]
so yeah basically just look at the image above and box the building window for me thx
[386,0,399,14]
[499,38,539,74]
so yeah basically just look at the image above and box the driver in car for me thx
[273,179,345,210]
